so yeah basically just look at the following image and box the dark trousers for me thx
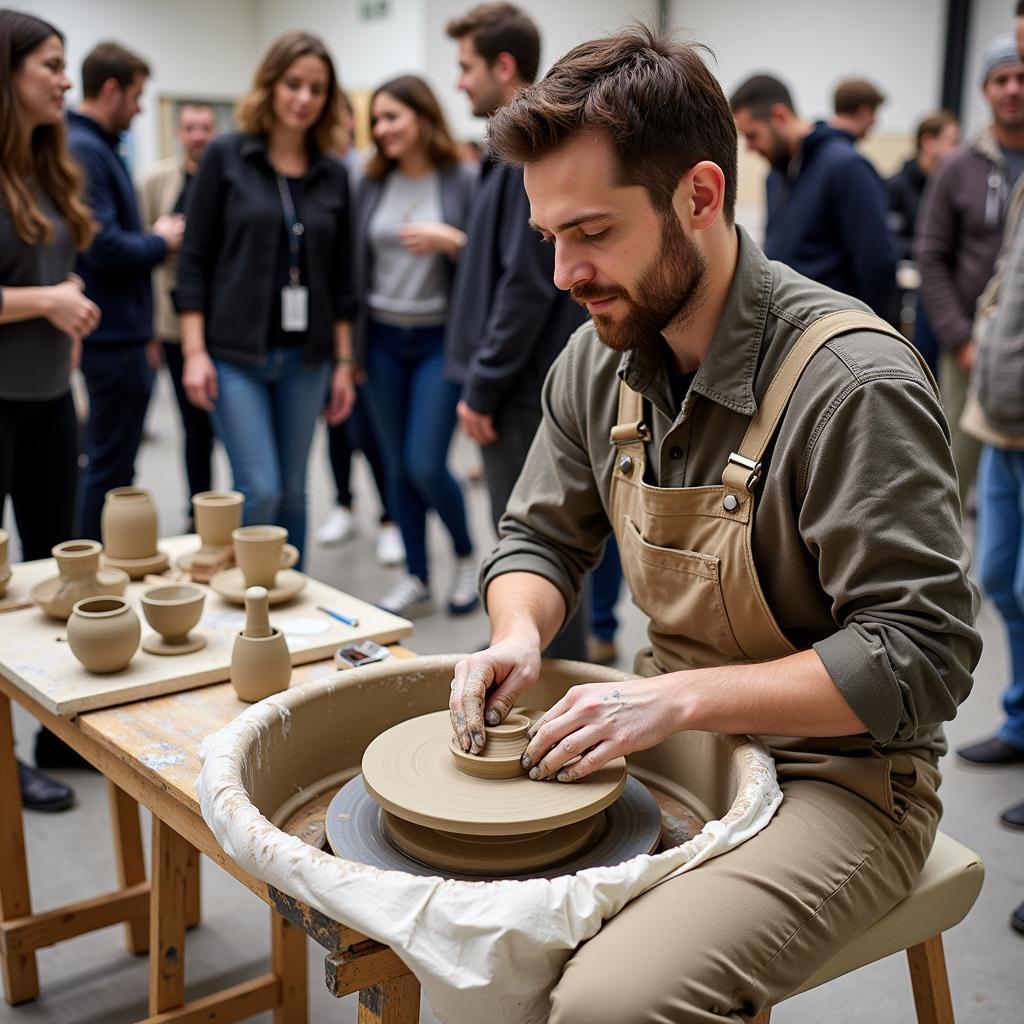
[327,384,393,522]
[162,341,214,520]
[482,402,589,660]
[591,538,623,641]
[0,390,78,559]
[77,343,154,540]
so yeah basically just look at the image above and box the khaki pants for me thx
[939,350,982,510]
[549,754,941,1023]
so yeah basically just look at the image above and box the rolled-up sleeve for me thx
[801,374,981,743]
[480,339,612,625]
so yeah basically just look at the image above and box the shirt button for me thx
[723,494,739,512]
[669,447,683,460]
[619,455,634,475]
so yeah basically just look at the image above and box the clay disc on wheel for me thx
[360,710,627,836]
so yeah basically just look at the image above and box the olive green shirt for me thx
[481,228,981,760]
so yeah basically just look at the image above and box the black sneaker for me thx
[18,760,74,813]
[999,799,1024,831]
[1012,900,1024,936]
[955,736,1024,767]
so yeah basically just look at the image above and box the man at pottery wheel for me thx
[448,26,981,1023]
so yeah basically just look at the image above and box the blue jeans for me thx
[211,348,329,566]
[977,445,1024,748]
[364,321,472,582]
[591,538,623,641]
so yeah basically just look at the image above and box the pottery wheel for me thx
[209,567,306,605]
[326,774,662,880]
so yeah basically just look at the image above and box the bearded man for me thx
[448,26,980,1022]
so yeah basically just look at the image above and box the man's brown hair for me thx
[833,78,885,116]
[916,109,956,151]
[488,25,738,223]
[446,3,541,84]
[81,41,149,98]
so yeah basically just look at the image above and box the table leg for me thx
[149,816,190,1015]
[184,843,200,931]
[271,910,307,1024]
[107,781,149,954]
[357,975,420,1024]
[0,693,39,1004]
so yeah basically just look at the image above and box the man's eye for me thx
[582,228,609,242]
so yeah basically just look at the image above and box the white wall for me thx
[25,0,260,172]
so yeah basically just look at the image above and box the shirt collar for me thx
[68,109,120,149]
[240,132,329,179]
[619,225,773,419]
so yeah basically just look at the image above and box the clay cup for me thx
[192,491,244,548]
[141,585,205,648]
[101,487,158,560]
[0,528,9,597]
[232,526,299,589]
[67,596,140,673]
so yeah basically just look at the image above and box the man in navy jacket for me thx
[730,74,895,316]
[68,42,182,539]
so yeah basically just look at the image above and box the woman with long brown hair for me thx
[0,8,99,810]
[355,74,479,618]
[178,31,356,564]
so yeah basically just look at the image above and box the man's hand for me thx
[449,636,543,754]
[955,340,976,374]
[520,676,683,783]
[153,213,185,253]
[325,364,356,425]
[457,399,498,445]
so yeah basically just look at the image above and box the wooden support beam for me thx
[0,883,149,956]
[271,910,307,1024]
[357,973,420,1024]
[268,884,363,952]
[107,781,149,953]
[324,939,411,998]
[184,843,201,931]
[140,973,279,1024]
[0,693,38,1004]
[149,816,190,1015]
[907,934,955,1024]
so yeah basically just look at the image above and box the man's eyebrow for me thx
[528,211,614,234]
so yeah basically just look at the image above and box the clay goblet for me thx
[67,596,140,673]
[232,525,299,589]
[192,491,244,549]
[141,585,206,655]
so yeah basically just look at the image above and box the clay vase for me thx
[67,596,140,673]
[101,487,158,560]
[32,540,129,621]
[193,491,244,550]
[232,526,299,589]
[0,528,9,598]
[141,585,206,655]
[230,586,291,702]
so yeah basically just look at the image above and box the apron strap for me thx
[722,310,938,493]
[610,378,650,446]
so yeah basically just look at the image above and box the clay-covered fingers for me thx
[525,722,607,781]
[449,658,495,754]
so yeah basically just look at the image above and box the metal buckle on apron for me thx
[727,452,762,489]
[609,421,651,446]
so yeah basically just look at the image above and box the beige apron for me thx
[609,310,940,812]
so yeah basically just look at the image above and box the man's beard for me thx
[767,126,791,173]
[572,215,708,354]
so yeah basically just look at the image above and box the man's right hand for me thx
[153,213,185,253]
[449,636,543,754]
[45,276,100,340]
[183,350,218,411]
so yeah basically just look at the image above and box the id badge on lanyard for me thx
[276,173,309,332]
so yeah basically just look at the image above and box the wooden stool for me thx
[753,831,982,1024]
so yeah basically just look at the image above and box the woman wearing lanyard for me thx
[178,31,356,564]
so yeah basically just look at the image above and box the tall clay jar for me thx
[67,597,141,673]
[101,487,158,560]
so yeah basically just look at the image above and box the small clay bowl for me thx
[67,596,140,674]
[141,585,206,656]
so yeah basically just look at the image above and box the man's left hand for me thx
[521,676,682,782]
[457,400,498,445]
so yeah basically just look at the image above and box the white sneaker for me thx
[377,575,433,618]
[448,556,480,615]
[315,506,355,546]
[375,523,405,567]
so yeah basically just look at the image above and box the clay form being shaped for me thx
[101,487,169,578]
[0,528,10,598]
[178,491,243,572]
[67,596,140,673]
[232,525,299,589]
[230,585,291,702]
[141,585,206,655]
[31,540,129,621]
[449,712,532,780]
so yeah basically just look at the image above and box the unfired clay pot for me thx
[31,540,129,621]
[67,596,141,673]
[230,586,291,702]
[232,526,298,589]
[0,528,10,598]
[101,487,158,560]
[141,585,206,655]
[193,491,244,549]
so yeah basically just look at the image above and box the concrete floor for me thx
[3,371,1023,1024]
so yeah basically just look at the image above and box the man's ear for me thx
[673,161,726,230]
[99,77,121,106]
[491,51,518,85]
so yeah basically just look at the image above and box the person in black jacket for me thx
[445,3,588,658]
[178,32,356,564]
